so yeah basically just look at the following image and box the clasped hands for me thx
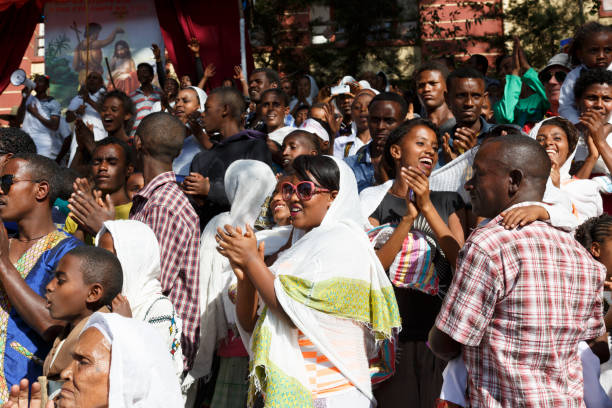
[67,178,115,235]
[215,224,264,281]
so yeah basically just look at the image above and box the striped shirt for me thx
[298,331,354,398]
[130,86,162,134]
[130,171,200,370]
[436,205,606,407]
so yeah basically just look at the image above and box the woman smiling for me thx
[216,155,400,407]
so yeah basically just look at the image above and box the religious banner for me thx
[44,0,164,106]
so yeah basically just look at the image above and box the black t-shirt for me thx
[370,191,464,342]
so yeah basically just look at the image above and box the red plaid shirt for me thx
[130,171,200,370]
[436,206,605,408]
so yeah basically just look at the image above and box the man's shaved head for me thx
[135,112,186,163]
[483,135,551,186]
[466,135,551,218]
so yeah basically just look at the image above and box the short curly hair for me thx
[0,128,37,155]
[537,117,579,155]
[574,68,612,102]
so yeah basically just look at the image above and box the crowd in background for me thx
[0,20,611,408]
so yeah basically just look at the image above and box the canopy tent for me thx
[0,0,254,96]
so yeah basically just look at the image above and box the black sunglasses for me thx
[539,70,567,84]
[0,174,40,194]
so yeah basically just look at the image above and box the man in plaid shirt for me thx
[429,135,606,407]
[131,112,200,371]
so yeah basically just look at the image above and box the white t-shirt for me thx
[22,95,62,158]
[333,123,365,159]
[67,89,107,166]
[151,100,175,113]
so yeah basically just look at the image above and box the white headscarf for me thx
[186,86,207,112]
[94,220,163,322]
[306,74,319,101]
[184,160,277,385]
[245,156,400,406]
[81,312,183,408]
[528,117,603,223]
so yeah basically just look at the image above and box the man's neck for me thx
[140,83,154,95]
[549,101,559,115]
[35,92,48,100]
[142,157,172,186]
[16,209,56,241]
[356,128,371,143]
[219,121,241,141]
[69,309,96,334]
[427,103,453,127]
[342,115,351,126]
[458,117,482,134]
[109,128,129,143]
[105,187,131,207]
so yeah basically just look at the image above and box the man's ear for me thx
[35,180,51,202]
[591,241,602,258]
[86,283,104,304]
[126,163,134,179]
[283,106,290,117]
[133,134,143,152]
[508,169,523,196]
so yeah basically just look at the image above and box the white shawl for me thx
[94,220,164,322]
[246,156,400,407]
[528,117,603,224]
[82,312,184,408]
[184,160,277,386]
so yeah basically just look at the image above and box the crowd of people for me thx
[0,20,612,408]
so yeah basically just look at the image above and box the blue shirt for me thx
[345,143,374,192]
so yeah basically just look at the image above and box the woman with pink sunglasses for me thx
[216,155,400,407]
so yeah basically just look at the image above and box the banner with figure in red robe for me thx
[45,0,164,106]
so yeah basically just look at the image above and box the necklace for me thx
[14,232,50,243]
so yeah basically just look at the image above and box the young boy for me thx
[280,130,321,172]
[65,138,134,244]
[43,246,123,389]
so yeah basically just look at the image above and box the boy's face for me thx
[46,255,92,321]
[261,92,288,132]
[281,134,314,170]
[92,144,130,196]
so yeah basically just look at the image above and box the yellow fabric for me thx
[64,202,133,245]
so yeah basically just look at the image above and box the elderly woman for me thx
[57,312,183,407]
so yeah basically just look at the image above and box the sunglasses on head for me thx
[281,181,330,201]
[0,174,40,194]
[539,70,567,84]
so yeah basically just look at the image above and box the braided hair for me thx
[575,214,612,253]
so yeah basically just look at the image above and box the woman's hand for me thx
[549,152,562,188]
[500,205,549,229]
[581,110,608,153]
[216,224,264,272]
[111,294,132,318]
[402,166,433,213]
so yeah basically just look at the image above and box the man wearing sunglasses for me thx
[539,53,572,121]
[0,153,81,398]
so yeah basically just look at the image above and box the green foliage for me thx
[45,33,78,106]
[251,0,409,83]
[503,0,601,69]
